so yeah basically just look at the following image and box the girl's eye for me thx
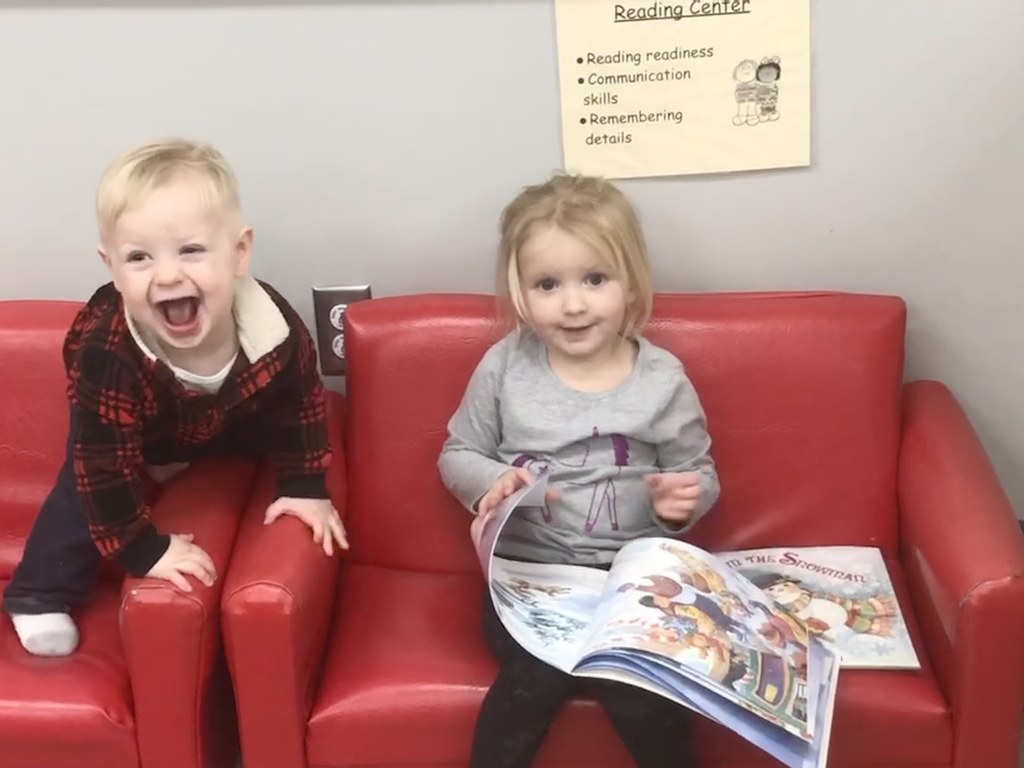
[180,244,206,256]
[126,251,148,263]
[585,273,607,287]
[537,278,558,292]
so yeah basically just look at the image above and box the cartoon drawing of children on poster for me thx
[734,57,782,125]
[732,59,760,126]
[755,57,782,121]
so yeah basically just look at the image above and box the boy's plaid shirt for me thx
[64,280,331,575]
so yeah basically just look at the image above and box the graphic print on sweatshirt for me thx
[513,427,631,532]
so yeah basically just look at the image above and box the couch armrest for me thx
[120,457,257,768]
[898,380,1024,768]
[221,392,346,768]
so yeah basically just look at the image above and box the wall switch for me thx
[312,284,372,375]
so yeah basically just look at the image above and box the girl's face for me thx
[516,225,631,368]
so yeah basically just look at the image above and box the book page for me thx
[474,466,552,581]
[489,556,609,672]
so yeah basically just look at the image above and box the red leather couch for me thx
[223,292,1024,768]
[0,300,254,768]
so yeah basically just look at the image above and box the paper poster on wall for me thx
[554,0,810,179]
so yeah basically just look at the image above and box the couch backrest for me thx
[0,301,81,577]
[343,292,906,574]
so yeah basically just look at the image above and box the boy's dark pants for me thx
[471,590,697,768]
[2,410,100,615]
[1,407,263,617]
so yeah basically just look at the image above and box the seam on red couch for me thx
[122,584,210,767]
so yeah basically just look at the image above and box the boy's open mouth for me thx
[157,297,200,328]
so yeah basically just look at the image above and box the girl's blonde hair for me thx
[497,173,653,336]
[96,138,243,239]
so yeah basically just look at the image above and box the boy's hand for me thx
[645,471,702,526]
[264,497,349,556]
[146,533,217,592]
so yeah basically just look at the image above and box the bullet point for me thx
[577,77,584,84]
[579,118,586,124]
[576,57,583,64]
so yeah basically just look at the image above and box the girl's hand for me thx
[645,471,701,526]
[471,468,560,546]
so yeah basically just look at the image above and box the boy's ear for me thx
[97,245,121,292]
[234,227,253,277]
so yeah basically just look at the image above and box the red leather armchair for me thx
[0,300,254,768]
[223,292,1024,768]
[222,390,348,767]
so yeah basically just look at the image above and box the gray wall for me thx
[1,1,1021,516]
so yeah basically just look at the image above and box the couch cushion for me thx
[0,580,139,768]
[0,301,81,574]
[307,561,949,768]
[306,565,638,768]
[343,292,905,573]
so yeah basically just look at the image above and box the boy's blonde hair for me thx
[96,138,243,239]
[498,173,653,336]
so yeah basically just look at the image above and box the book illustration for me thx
[580,540,815,740]
[491,558,605,672]
[719,546,920,670]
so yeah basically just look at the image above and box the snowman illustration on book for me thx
[751,574,898,641]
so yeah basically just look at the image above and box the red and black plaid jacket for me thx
[64,280,331,576]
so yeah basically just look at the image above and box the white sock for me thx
[10,612,79,657]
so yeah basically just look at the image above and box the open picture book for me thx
[474,469,919,768]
